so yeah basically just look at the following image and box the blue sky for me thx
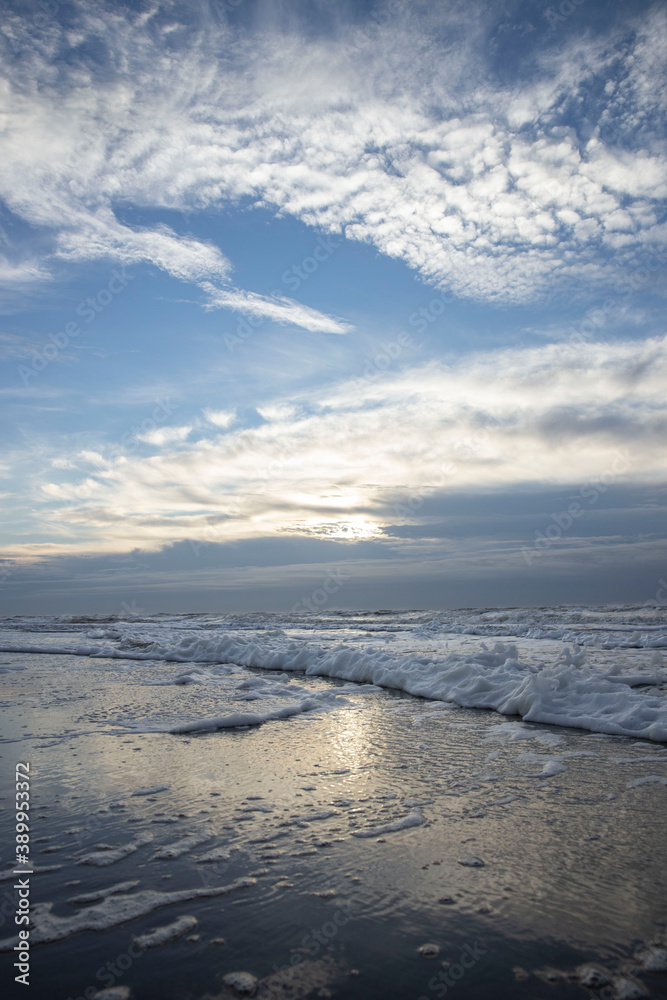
[1,0,666,613]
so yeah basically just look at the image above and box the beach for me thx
[1,608,666,1000]
[3,1,667,997]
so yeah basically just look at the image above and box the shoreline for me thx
[1,644,667,999]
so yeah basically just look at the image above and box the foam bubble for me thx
[134,915,197,949]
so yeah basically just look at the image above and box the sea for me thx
[1,604,666,740]
[1,605,666,1000]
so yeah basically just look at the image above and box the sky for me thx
[0,0,666,615]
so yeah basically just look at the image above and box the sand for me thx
[1,645,666,1000]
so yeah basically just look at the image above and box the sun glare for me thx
[277,517,382,540]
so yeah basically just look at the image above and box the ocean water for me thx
[1,606,667,1000]
[1,604,666,741]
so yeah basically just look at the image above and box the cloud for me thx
[2,530,664,616]
[0,255,51,287]
[203,408,236,428]
[56,214,232,285]
[256,404,297,422]
[136,424,193,446]
[203,285,353,333]
[0,332,41,361]
[0,0,665,311]
[54,211,350,332]
[5,333,664,558]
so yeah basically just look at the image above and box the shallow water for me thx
[1,623,667,999]
[1,605,666,742]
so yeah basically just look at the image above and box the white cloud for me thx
[15,334,667,556]
[136,425,193,446]
[203,286,353,334]
[203,408,236,429]
[0,1,665,308]
[56,215,232,285]
[256,404,297,422]
[0,255,51,286]
[0,332,39,361]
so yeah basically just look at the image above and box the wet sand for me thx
[1,651,667,1000]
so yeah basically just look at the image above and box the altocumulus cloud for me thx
[0,0,666,308]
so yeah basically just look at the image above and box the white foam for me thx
[134,914,197,948]
[605,673,667,687]
[153,829,213,859]
[68,880,139,904]
[0,878,256,950]
[222,972,258,995]
[78,832,153,867]
[613,977,648,999]
[2,607,666,742]
[538,760,567,778]
[292,810,338,823]
[626,775,667,788]
[486,794,520,806]
[638,946,667,971]
[578,967,611,988]
[131,785,170,796]
[485,723,565,746]
[132,697,344,734]
[351,808,424,838]
[133,638,662,741]
[195,847,237,863]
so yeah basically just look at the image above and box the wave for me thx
[1,628,666,741]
